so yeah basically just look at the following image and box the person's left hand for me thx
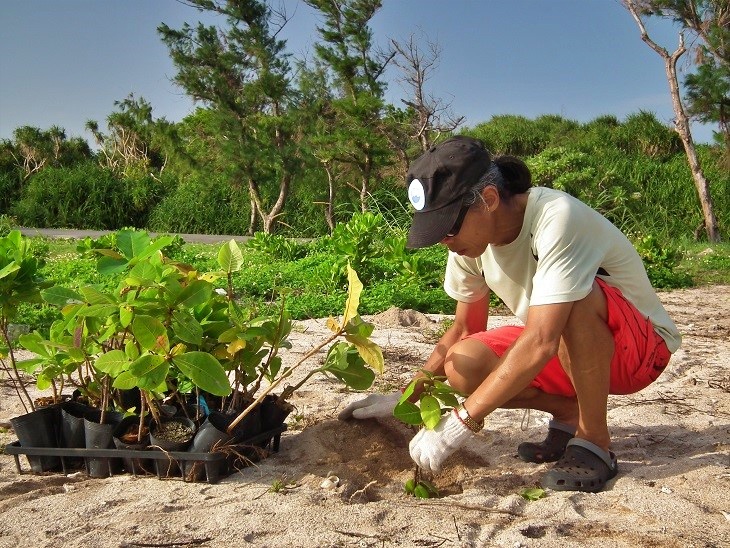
[409,410,474,473]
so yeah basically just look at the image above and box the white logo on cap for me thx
[408,179,426,210]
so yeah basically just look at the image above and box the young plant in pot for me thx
[393,371,463,499]
[0,231,53,413]
[226,264,385,437]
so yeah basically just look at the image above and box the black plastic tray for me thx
[4,424,286,484]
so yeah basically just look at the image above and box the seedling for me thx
[520,487,547,501]
[394,370,464,498]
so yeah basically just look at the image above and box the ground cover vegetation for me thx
[0,1,727,331]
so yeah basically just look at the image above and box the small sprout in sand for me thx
[520,487,546,501]
[269,476,298,494]
[404,478,439,499]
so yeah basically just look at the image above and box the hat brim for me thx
[406,199,464,249]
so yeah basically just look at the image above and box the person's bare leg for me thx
[444,339,578,424]
[557,281,614,452]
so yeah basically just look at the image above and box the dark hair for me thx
[463,155,532,206]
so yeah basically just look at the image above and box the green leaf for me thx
[129,353,165,376]
[41,286,82,307]
[77,304,118,318]
[328,355,375,390]
[324,341,349,370]
[79,286,117,305]
[119,305,133,328]
[435,392,460,409]
[18,332,51,357]
[344,315,374,338]
[520,487,546,501]
[125,340,139,360]
[132,315,169,352]
[217,239,243,273]
[97,256,129,275]
[420,395,442,430]
[175,280,213,309]
[36,373,52,391]
[15,357,43,374]
[172,309,203,346]
[413,484,430,499]
[126,260,159,285]
[172,351,230,397]
[393,400,422,425]
[0,261,20,280]
[117,230,151,260]
[419,479,439,497]
[112,371,138,390]
[94,350,130,377]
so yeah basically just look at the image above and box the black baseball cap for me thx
[406,136,492,248]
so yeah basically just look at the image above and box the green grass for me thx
[676,242,730,286]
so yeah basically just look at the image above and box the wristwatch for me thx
[456,405,484,433]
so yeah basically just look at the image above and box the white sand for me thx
[0,285,728,548]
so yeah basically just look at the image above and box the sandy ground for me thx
[0,285,728,548]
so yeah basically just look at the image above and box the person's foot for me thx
[541,438,618,492]
[517,420,575,463]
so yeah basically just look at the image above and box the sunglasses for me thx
[445,205,470,238]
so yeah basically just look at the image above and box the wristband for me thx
[455,406,484,433]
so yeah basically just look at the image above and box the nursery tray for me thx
[4,424,286,484]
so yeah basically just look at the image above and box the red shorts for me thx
[465,279,672,397]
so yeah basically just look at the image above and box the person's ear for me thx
[481,185,499,212]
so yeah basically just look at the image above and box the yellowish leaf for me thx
[227,338,246,356]
[326,316,341,333]
[343,264,362,326]
[346,335,385,374]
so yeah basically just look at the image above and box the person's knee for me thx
[443,339,498,394]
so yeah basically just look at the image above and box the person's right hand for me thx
[337,392,401,420]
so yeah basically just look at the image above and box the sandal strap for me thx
[567,438,616,470]
[547,419,576,436]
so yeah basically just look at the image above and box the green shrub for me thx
[633,233,693,289]
[11,162,160,229]
[146,174,250,235]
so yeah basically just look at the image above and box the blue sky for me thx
[0,0,716,146]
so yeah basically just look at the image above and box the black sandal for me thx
[517,420,575,463]
[541,438,618,493]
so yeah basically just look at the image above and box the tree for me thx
[306,0,395,213]
[5,125,91,182]
[623,0,721,242]
[637,1,730,153]
[390,33,464,153]
[159,0,301,234]
[86,94,173,180]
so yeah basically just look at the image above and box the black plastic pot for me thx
[60,401,91,448]
[260,395,293,432]
[112,415,153,475]
[83,410,123,478]
[60,400,93,468]
[183,411,234,481]
[150,417,197,477]
[9,405,61,472]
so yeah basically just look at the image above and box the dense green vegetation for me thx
[8,219,728,338]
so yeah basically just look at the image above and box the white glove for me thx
[337,392,401,420]
[409,410,473,473]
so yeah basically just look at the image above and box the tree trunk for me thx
[324,162,335,233]
[262,173,291,234]
[625,1,721,242]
